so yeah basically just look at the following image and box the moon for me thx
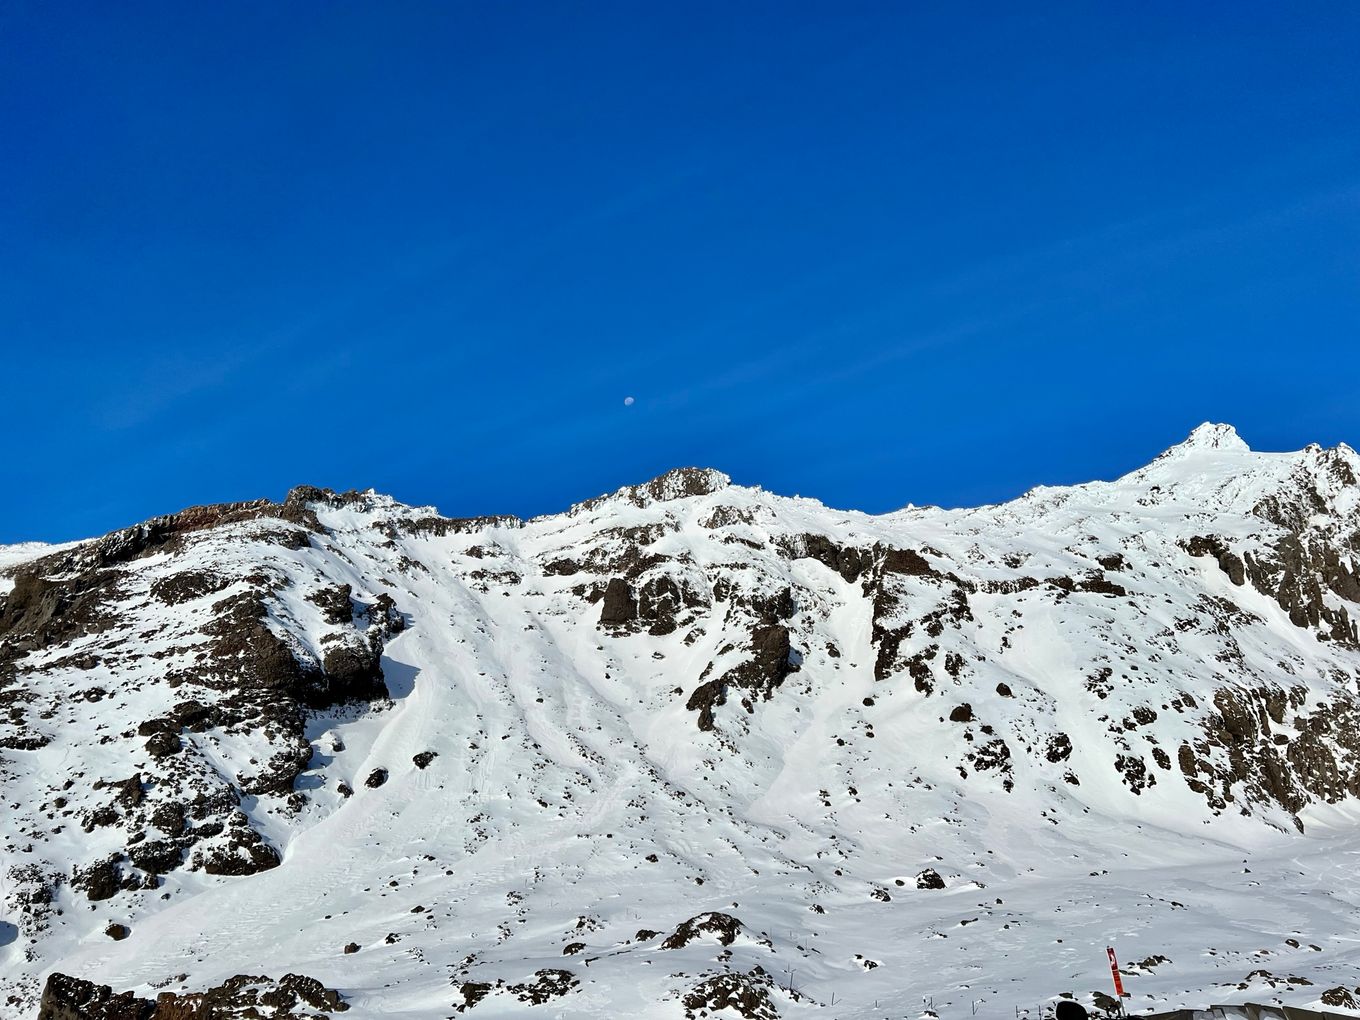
[623,396,635,406]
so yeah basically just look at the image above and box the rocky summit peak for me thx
[637,466,731,502]
[569,466,731,515]
[1176,421,1250,453]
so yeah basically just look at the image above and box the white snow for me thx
[2,427,1360,1018]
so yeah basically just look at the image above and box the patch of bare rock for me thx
[37,972,348,1019]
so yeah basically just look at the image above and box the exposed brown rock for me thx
[880,547,937,577]
[37,970,349,1019]
[198,828,281,876]
[318,640,387,704]
[128,839,184,875]
[308,583,354,626]
[150,570,231,606]
[687,624,794,731]
[792,534,874,582]
[662,911,745,949]
[412,751,438,769]
[681,967,783,1020]
[916,868,946,889]
[507,969,578,1005]
[37,973,154,1020]
[598,578,637,627]
[72,856,124,902]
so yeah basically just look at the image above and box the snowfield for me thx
[3,424,1360,1018]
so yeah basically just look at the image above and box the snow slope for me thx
[3,424,1360,1018]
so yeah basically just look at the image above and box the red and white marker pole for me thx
[1106,946,1127,1013]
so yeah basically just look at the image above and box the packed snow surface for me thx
[3,425,1360,1018]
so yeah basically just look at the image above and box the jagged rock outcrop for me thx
[661,911,747,949]
[37,971,347,1019]
[687,624,795,731]
[681,967,786,1020]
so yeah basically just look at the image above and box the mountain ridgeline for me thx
[3,424,1360,1019]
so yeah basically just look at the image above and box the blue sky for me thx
[2,3,1358,541]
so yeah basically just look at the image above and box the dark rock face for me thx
[199,591,319,696]
[686,677,735,732]
[1321,987,1358,1009]
[449,968,581,1010]
[451,981,494,1013]
[681,967,783,1020]
[573,467,729,515]
[105,775,145,811]
[150,570,230,606]
[317,641,387,705]
[365,768,388,789]
[916,868,946,889]
[144,732,182,758]
[391,513,521,540]
[662,911,745,949]
[598,578,637,627]
[175,570,395,734]
[239,737,312,797]
[880,546,937,577]
[793,534,874,583]
[0,568,124,659]
[635,576,686,636]
[637,467,729,502]
[1114,753,1155,795]
[150,802,186,838]
[128,839,184,875]
[37,971,348,1019]
[687,625,794,731]
[308,583,354,626]
[868,561,974,686]
[197,828,281,876]
[508,969,578,1005]
[37,973,155,1020]
[79,560,399,883]
[1186,535,1247,586]
[412,751,438,769]
[1177,684,1360,819]
[749,625,793,683]
[1188,530,1360,645]
[72,857,124,902]
[970,737,1014,791]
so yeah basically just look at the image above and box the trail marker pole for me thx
[1106,946,1127,1015]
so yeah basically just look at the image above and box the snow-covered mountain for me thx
[4,424,1360,1019]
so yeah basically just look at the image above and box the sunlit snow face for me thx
[8,429,1360,1019]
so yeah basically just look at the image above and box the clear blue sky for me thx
[3,3,1358,541]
